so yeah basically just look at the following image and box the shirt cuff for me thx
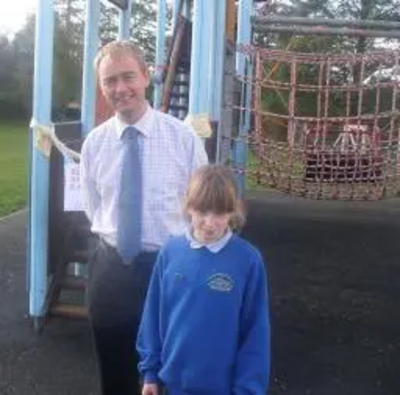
[144,371,159,384]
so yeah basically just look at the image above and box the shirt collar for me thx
[114,103,154,139]
[186,229,233,253]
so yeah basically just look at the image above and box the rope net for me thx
[230,46,400,200]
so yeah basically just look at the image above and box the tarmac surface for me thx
[1,191,400,395]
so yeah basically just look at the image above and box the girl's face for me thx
[188,209,231,244]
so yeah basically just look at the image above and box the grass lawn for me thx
[0,120,29,217]
[0,120,267,217]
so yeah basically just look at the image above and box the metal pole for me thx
[210,0,227,162]
[236,0,251,75]
[212,0,227,118]
[235,0,253,196]
[118,0,133,39]
[172,0,181,26]
[244,58,253,132]
[154,0,167,109]
[76,0,101,278]
[178,0,191,118]
[182,0,190,18]
[188,0,211,115]
[253,25,400,39]
[30,0,55,321]
[81,0,100,136]
[252,15,400,31]
[207,1,218,117]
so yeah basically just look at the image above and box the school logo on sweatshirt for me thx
[206,273,234,292]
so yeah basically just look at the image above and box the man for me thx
[80,40,208,395]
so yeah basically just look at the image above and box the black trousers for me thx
[87,237,158,395]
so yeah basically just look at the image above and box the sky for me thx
[0,0,36,35]
[0,0,175,36]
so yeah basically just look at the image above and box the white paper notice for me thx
[64,161,83,211]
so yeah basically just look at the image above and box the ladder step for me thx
[170,92,188,99]
[169,104,188,111]
[176,64,190,72]
[49,303,87,319]
[173,81,190,87]
[61,275,87,290]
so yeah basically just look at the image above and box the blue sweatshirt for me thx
[137,234,270,395]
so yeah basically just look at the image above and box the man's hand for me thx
[142,383,159,395]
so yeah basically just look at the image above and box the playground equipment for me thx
[29,0,400,329]
[245,18,400,200]
[29,0,248,329]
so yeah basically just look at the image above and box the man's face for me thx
[98,53,150,120]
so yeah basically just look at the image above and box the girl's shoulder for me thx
[228,234,264,264]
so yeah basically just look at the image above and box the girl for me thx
[137,164,270,395]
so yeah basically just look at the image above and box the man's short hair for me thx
[94,40,148,74]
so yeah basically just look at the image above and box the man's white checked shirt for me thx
[80,105,208,251]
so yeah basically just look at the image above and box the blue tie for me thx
[117,126,142,264]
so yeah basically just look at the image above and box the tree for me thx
[12,14,36,117]
[254,0,400,139]
[130,1,157,65]
[52,0,85,116]
[0,35,20,117]
[100,2,119,44]
[0,0,160,120]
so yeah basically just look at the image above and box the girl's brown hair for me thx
[183,165,246,230]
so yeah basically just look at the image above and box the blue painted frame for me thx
[29,0,55,318]
[30,0,253,321]
[234,0,253,196]
[154,0,167,109]
[81,0,100,137]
